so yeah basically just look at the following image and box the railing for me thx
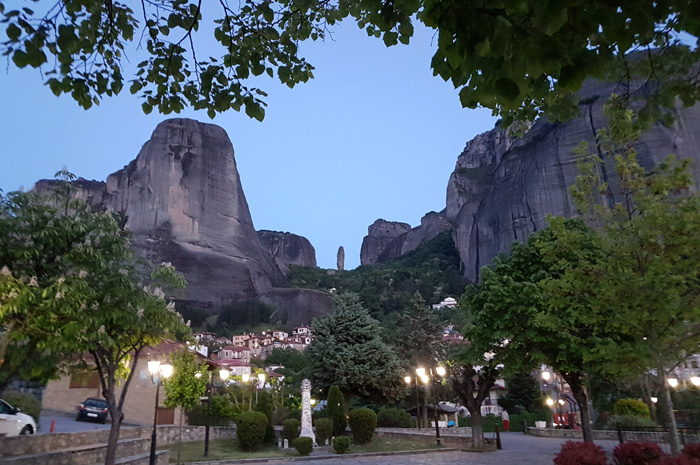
[617,423,700,454]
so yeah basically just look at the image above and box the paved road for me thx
[37,410,112,435]
[260,433,621,465]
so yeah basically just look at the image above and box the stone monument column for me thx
[300,379,316,445]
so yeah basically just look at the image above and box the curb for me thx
[188,447,461,464]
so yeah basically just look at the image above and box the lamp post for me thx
[412,365,445,446]
[542,370,564,427]
[148,360,173,465]
[203,368,230,457]
[404,375,421,428]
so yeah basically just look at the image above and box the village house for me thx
[43,340,217,426]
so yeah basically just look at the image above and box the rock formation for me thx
[447,80,700,281]
[256,288,334,327]
[360,212,453,265]
[337,246,345,271]
[36,118,287,309]
[258,230,317,268]
[359,219,411,265]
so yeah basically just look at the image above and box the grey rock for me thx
[360,219,412,265]
[448,80,700,281]
[256,288,334,328]
[258,230,317,268]
[400,211,453,255]
[37,118,286,309]
[337,246,345,271]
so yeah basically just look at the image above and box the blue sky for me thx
[0,19,496,270]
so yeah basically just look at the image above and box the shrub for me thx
[235,411,268,451]
[613,441,665,465]
[684,443,700,459]
[186,395,238,426]
[553,441,608,465]
[315,418,333,445]
[655,456,700,465]
[377,408,412,428]
[683,443,700,459]
[293,437,313,456]
[458,413,504,432]
[614,399,651,418]
[312,407,328,420]
[604,415,658,430]
[254,391,276,443]
[2,391,41,422]
[327,386,347,436]
[272,408,290,425]
[348,408,377,444]
[283,418,300,441]
[333,436,351,454]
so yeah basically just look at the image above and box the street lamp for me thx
[668,378,679,388]
[404,375,420,428]
[203,368,230,457]
[691,377,700,387]
[148,360,173,465]
[411,366,445,446]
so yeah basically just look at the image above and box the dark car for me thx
[75,398,109,423]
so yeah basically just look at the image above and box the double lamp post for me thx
[147,360,174,465]
[404,365,446,446]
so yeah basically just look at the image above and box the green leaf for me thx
[494,78,520,102]
[6,23,21,41]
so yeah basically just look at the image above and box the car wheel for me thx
[20,425,33,435]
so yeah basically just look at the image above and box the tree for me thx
[557,101,700,454]
[498,373,543,414]
[460,218,618,444]
[164,349,207,464]
[0,174,189,465]
[391,292,444,368]
[449,361,500,449]
[326,385,346,435]
[306,292,402,407]
[2,1,697,124]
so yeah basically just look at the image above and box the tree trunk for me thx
[659,369,680,456]
[560,372,593,443]
[104,409,123,465]
[470,411,484,449]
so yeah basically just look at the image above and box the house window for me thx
[69,371,100,389]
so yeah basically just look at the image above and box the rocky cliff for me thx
[360,212,452,265]
[36,118,288,309]
[363,80,700,281]
[258,230,317,268]
[448,81,700,281]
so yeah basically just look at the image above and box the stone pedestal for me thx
[300,379,316,445]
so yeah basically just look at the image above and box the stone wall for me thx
[0,425,236,457]
[525,427,619,441]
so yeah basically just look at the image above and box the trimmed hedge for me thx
[315,418,333,445]
[327,386,347,436]
[613,441,665,465]
[293,437,313,456]
[377,408,412,428]
[2,391,41,422]
[614,399,651,418]
[348,408,377,444]
[283,418,300,441]
[553,441,607,465]
[235,411,268,451]
[333,436,351,454]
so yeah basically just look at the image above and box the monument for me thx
[300,379,316,445]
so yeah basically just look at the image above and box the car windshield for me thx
[85,399,107,408]
[0,400,12,414]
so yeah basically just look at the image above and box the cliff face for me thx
[362,80,700,281]
[360,219,411,265]
[448,81,700,281]
[258,230,317,268]
[37,118,288,309]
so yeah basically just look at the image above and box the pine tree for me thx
[327,385,347,435]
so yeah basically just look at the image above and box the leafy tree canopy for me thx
[306,292,403,402]
[5,1,696,124]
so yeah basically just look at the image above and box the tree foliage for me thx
[1,1,698,124]
[164,349,207,409]
[326,385,346,435]
[306,293,402,404]
[390,292,444,368]
[0,172,189,465]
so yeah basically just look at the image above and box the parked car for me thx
[75,398,109,423]
[0,399,36,436]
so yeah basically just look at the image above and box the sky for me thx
[0,18,497,270]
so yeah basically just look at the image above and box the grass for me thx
[160,435,441,462]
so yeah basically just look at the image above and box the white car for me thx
[0,399,36,436]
